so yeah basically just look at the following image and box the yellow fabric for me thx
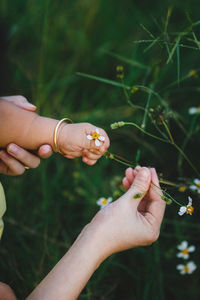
[0,182,6,239]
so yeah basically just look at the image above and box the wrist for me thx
[26,115,58,150]
[80,216,112,265]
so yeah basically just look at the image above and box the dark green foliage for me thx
[1,1,200,299]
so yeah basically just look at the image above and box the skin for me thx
[0,99,110,166]
[27,167,165,300]
[0,96,53,176]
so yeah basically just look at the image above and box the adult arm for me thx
[26,167,165,300]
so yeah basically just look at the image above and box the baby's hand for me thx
[58,123,110,165]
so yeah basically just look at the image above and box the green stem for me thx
[161,119,200,177]
[162,119,175,144]
[124,122,169,143]
[151,182,182,206]
[174,143,200,177]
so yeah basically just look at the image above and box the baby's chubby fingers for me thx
[82,149,102,161]
[82,156,97,165]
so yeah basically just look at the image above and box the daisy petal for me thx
[188,245,195,252]
[179,241,188,250]
[189,107,198,115]
[190,185,197,191]
[95,139,101,147]
[87,135,93,140]
[95,128,100,134]
[194,178,200,185]
[98,136,105,141]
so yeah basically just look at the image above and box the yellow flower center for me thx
[102,198,108,205]
[92,132,100,140]
[182,249,189,255]
[184,266,189,273]
[186,206,194,214]
[198,106,200,112]
[179,186,186,192]
[196,182,200,187]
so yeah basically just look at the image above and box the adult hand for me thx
[90,166,166,257]
[0,96,53,176]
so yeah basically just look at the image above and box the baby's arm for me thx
[0,99,57,150]
[0,99,109,164]
[26,167,165,300]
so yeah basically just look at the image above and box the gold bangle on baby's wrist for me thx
[53,118,73,153]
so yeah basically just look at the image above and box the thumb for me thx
[126,167,151,203]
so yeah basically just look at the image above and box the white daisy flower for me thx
[178,196,194,216]
[177,241,195,259]
[189,178,200,194]
[176,261,197,275]
[97,197,112,209]
[87,128,105,147]
[188,106,200,115]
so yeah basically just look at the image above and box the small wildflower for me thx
[97,197,112,209]
[178,196,194,216]
[116,65,124,79]
[131,87,138,94]
[176,261,197,275]
[188,106,200,115]
[177,241,195,259]
[110,121,125,129]
[87,128,105,147]
[179,185,187,192]
[189,178,200,193]
[189,69,198,78]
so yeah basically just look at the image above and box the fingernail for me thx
[24,103,36,109]
[138,168,149,180]
[8,144,19,154]
[0,150,8,159]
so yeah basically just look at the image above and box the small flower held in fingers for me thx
[97,197,112,209]
[178,196,194,216]
[177,241,195,259]
[87,128,105,147]
[176,261,197,275]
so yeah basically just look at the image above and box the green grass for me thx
[1,1,200,299]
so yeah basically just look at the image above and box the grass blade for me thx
[76,72,131,90]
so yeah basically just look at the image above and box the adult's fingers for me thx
[1,95,36,111]
[37,145,53,159]
[126,167,151,205]
[0,150,25,175]
[7,143,40,168]
[123,167,141,190]
[147,168,166,227]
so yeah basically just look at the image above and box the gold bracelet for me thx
[53,118,73,153]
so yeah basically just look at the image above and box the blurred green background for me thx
[1,0,200,299]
